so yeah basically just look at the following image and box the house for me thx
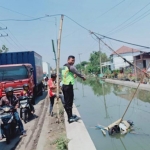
[110,46,142,70]
[134,52,150,73]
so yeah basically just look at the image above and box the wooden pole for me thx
[120,62,150,122]
[56,14,64,123]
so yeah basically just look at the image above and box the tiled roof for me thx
[112,46,140,55]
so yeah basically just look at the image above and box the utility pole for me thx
[52,39,57,67]
[56,15,64,123]
[99,39,102,75]
[0,27,8,37]
[78,53,82,73]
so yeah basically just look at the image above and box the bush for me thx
[51,136,69,150]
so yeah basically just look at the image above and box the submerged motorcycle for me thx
[19,96,33,123]
[0,106,18,144]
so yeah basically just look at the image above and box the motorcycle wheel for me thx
[22,111,28,124]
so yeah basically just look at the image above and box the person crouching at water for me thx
[48,73,65,116]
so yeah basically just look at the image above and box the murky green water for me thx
[74,78,150,150]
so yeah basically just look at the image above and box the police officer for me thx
[62,55,86,123]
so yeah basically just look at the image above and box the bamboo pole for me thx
[56,15,64,123]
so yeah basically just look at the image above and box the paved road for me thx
[0,91,48,150]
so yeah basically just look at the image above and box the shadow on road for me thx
[35,91,48,105]
[0,135,22,150]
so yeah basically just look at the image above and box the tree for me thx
[88,51,109,74]
[76,61,88,72]
[0,45,9,53]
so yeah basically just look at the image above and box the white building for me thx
[110,46,142,70]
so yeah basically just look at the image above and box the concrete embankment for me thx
[64,104,96,150]
[105,79,150,91]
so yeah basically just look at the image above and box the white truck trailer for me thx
[42,61,51,78]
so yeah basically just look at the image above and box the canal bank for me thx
[105,79,150,91]
[64,104,96,150]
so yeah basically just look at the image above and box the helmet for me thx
[51,73,56,78]
[5,87,13,94]
[23,84,29,90]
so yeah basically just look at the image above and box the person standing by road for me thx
[62,55,86,123]
[48,73,65,116]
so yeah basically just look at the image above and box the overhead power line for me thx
[1,13,150,49]
[109,8,150,35]
[0,5,34,18]
[92,31,150,49]
[87,0,125,23]
[0,14,61,21]
[64,15,150,49]
[106,1,150,35]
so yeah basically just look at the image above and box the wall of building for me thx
[112,52,140,70]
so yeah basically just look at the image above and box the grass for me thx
[51,136,69,150]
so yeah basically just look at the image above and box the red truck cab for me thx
[0,63,34,98]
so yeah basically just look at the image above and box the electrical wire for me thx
[0,14,61,21]
[109,8,150,35]
[105,1,150,35]
[87,0,126,24]
[92,31,150,49]
[0,22,29,51]
[63,15,150,49]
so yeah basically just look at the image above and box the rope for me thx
[120,62,150,122]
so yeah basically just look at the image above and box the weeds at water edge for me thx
[50,136,69,150]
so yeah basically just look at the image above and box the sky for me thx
[0,0,150,68]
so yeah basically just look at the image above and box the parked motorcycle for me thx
[19,96,33,123]
[42,80,48,91]
[0,106,18,144]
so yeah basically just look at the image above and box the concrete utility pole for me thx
[78,53,82,73]
[56,15,64,123]
[99,39,102,74]
[52,39,57,67]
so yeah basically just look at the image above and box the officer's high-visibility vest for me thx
[62,64,75,85]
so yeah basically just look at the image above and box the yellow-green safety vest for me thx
[62,65,75,85]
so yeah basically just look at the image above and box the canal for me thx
[74,78,150,150]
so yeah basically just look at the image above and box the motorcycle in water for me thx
[0,106,18,144]
[19,96,33,123]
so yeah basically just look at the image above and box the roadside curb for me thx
[64,104,96,150]
[105,79,150,91]
[36,96,49,150]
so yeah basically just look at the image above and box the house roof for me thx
[111,46,140,55]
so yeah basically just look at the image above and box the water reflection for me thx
[77,78,112,96]
[75,78,150,150]
[102,82,109,119]
[113,84,150,104]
